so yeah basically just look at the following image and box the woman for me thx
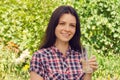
[30,5,98,80]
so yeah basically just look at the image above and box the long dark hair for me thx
[39,5,82,52]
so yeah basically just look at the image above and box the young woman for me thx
[30,5,98,80]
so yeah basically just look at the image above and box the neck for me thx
[55,41,69,56]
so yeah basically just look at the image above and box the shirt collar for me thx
[51,45,72,54]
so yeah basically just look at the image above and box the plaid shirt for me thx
[30,46,85,80]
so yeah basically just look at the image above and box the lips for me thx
[61,33,71,38]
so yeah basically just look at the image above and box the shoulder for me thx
[33,46,53,57]
[70,49,82,59]
[71,49,81,54]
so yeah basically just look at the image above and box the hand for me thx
[80,55,98,73]
[80,55,98,80]
[88,55,98,72]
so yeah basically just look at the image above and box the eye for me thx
[59,22,65,25]
[70,24,76,28]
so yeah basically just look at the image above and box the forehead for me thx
[59,13,76,23]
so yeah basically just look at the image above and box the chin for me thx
[61,39,71,42]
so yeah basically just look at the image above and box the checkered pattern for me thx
[30,46,85,80]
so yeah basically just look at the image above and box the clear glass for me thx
[81,45,93,73]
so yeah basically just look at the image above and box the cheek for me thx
[55,27,59,36]
[71,29,76,37]
[55,25,62,32]
[72,29,76,34]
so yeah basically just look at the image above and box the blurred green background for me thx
[0,0,120,80]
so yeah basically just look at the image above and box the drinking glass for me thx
[81,45,93,73]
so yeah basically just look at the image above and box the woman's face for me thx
[55,13,76,43]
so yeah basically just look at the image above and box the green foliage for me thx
[0,0,120,80]
[0,47,120,80]
[1,0,119,54]
[93,53,120,80]
[0,49,30,80]
[0,0,68,52]
[73,0,120,54]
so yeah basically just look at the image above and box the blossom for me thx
[15,49,31,64]
[22,64,30,71]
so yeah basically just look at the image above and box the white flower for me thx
[15,49,31,64]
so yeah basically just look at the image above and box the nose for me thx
[64,25,70,31]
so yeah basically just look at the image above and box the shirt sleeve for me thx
[79,73,85,80]
[29,52,45,78]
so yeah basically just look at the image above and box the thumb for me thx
[80,58,83,64]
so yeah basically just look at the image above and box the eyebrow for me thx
[59,21,76,24]
[70,23,76,25]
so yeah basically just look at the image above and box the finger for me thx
[90,56,96,59]
[89,57,97,62]
[89,59,96,62]
[89,62,98,69]
[80,58,83,64]
[89,62,98,66]
[90,65,98,71]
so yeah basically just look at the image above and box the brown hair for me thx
[40,5,82,52]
